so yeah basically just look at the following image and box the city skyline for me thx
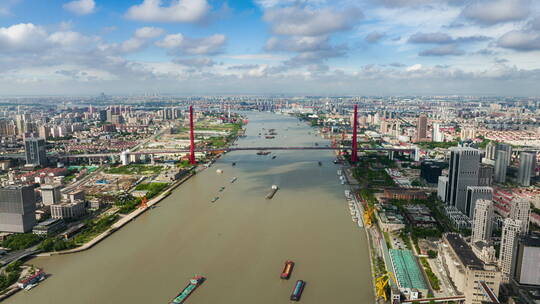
[1,0,540,96]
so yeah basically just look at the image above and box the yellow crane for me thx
[376,272,396,301]
[364,205,375,227]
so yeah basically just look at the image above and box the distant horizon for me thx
[1,0,540,96]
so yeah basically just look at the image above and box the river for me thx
[8,112,374,304]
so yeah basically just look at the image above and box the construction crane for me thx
[139,196,148,209]
[376,272,397,301]
[364,206,375,227]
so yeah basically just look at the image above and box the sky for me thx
[1,0,540,96]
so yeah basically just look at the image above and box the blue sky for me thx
[1,0,540,96]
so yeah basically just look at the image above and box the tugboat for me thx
[280,260,295,280]
[169,276,205,304]
[290,280,306,301]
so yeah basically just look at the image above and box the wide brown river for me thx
[8,112,374,304]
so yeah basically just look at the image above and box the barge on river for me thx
[169,276,205,304]
[290,280,306,301]
[280,260,295,279]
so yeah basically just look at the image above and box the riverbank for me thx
[36,171,195,257]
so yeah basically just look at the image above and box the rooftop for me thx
[446,233,484,269]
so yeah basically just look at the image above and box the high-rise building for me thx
[478,165,494,186]
[494,150,508,183]
[510,197,531,235]
[24,137,47,167]
[485,142,496,160]
[465,186,493,218]
[499,218,522,281]
[513,233,540,287]
[98,110,107,122]
[496,143,513,164]
[40,184,62,206]
[0,185,37,232]
[518,152,535,186]
[471,199,494,243]
[446,147,481,214]
[432,122,443,142]
[437,176,448,201]
[416,114,427,142]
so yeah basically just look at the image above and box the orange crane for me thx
[139,196,148,209]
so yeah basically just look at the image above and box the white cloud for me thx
[135,27,164,39]
[0,23,49,52]
[63,0,96,15]
[497,30,540,51]
[406,64,423,71]
[263,5,362,36]
[125,0,210,23]
[156,33,226,55]
[462,0,530,25]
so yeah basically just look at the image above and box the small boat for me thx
[352,217,358,223]
[232,162,236,166]
[256,151,271,155]
[333,160,340,164]
[211,197,219,203]
[290,280,306,301]
[216,169,223,174]
[318,161,322,166]
[230,177,237,183]
[219,187,225,192]
[272,156,277,159]
[266,185,279,199]
[170,276,205,304]
[280,260,295,280]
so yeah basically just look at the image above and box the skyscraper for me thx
[510,197,531,235]
[0,185,37,232]
[471,199,494,243]
[465,186,493,218]
[514,233,540,287]
[499,218,522,281]
[518,152,535,186]
[432,122,443,142]
[24,137,47,166]
[485,141,496,160]
[416,114,427,142]
[446,147,481,214]
[494,150,508,183]
[496,143,512,164]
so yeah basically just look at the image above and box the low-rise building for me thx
[32,218,66,235]
[440,233,501,304]
[383,188,428,201]
[51,201,86,219]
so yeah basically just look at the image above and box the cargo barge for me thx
[169,276,205,304]
[290,280,306,301]
[266,185,279,199]
[280,260,295,279]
